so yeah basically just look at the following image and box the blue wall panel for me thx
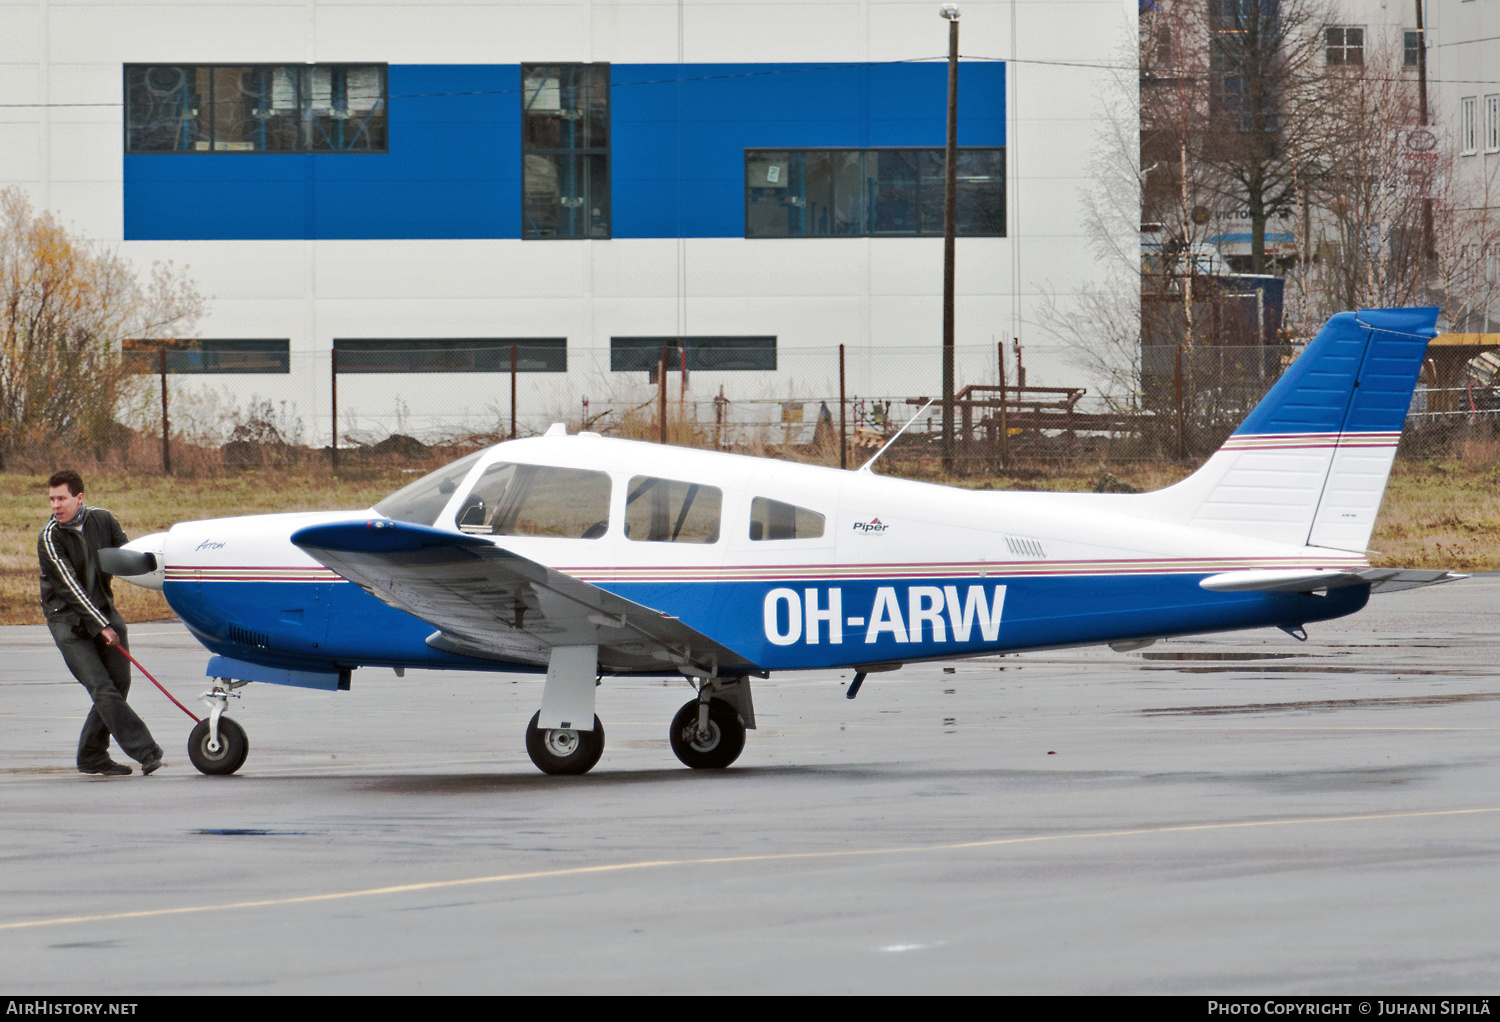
[123,61,1002,241]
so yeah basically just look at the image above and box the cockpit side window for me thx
[624,476,722,544]
[749,497,825,540]
[373,451,485,526]
[456,462,612,539]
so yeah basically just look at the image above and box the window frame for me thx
[1404,30,1422,69]
[123,63,388,155]
[520,62,611,240]
[123,339,291,374]
[332,338,567,374]
[610,336,777,373]
[1462,97,1479,156]
[743,147,1006,239]
[1486,95,1500,155]
[1324,26,1365,67]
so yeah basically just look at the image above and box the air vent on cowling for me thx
[1004,535,1046,558]
[225,624,271,649]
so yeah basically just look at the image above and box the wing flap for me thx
[291,519,759,675]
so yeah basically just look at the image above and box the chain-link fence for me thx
[110,341,1500,476]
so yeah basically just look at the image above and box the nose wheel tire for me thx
[187,716,249,776]
[525,712,605,775]
[669,698,746,770]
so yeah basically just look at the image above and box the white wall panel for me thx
[682,5,865,63]
[681,239,866,299]
[0,7,42,63]
[191,297,310,336]
[47,6,306,63]
[313,5,588,63]
[45,181,120,237]
[314,240,587,301]
[48,122,120,181]
[46,62,120,107]
[589,239,682,300]
[0,63,42,106]
[590,4,680,63]
[0,123,42,179]
[121,240,310,300]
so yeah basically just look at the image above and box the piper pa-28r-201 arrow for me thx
[108,307,1460,776]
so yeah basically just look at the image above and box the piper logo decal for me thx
[851,518,889,534]
[763,585,1006,646]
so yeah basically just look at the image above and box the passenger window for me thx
[625,476,722,544]
[457,463,611,539]
[749,497,825,541]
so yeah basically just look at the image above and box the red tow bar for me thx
[112,643,201,723]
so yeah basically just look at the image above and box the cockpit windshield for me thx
[373,451,485,526]
[456,462,612,539]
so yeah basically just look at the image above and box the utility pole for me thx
[941,4,960,473]
[1415,0,1435,270]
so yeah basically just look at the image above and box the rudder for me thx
[1138,308,1437,551]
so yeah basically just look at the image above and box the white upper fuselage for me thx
[142,432,1369,586]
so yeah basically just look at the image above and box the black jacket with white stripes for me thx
[38,508,129,636]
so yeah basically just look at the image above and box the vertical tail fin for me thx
[1140,308,1438,551]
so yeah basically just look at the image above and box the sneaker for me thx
[140,753,163,776]
[80,762,132,776]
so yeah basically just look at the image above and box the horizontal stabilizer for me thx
[1200,567,1466,594]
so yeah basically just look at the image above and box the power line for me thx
[8,50,1500,111]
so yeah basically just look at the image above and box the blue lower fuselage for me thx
[164,573,1369,678]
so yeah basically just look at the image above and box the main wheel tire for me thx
[525,711,605,775]
[669,698,746,770]
[187,716,249,776]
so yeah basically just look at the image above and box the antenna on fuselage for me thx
[858,398,935,473]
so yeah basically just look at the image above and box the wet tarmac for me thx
[1,578,1497,994]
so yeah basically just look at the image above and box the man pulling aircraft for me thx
[108,308,1460,777]
[40,470,164,777]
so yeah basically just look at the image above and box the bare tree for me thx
[1199,0,1329,275]
[0,187,202,464]
[1296,39,1500,328]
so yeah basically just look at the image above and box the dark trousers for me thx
[48,615,160,769]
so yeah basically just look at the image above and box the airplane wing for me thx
[1199,567,1466,594]
[290,519,760,677]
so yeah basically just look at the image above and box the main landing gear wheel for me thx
[187,716,249,776]
[669,698,746,770]
[526,711,605,775]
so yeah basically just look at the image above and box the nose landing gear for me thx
[187,678,250,776]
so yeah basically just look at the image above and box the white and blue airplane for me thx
[111,307,1458,777]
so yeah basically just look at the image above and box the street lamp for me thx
[940,5,960,472]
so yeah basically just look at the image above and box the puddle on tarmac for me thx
[1139,664,1474,675]
[1139,652,1333,661]
[191,828,312,836]
[1141,691,1500,716]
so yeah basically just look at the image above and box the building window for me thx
[123,339,290,373]
[1325,26,1365,66]
[745,149,1004,239]
[522,64,609,239]
[1404,30,1422,68]
[1486,95,1500,154]
[1462,97,1479,155]
[333,338,566,373]
[124,65,386,153]
[610,336,777,373]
